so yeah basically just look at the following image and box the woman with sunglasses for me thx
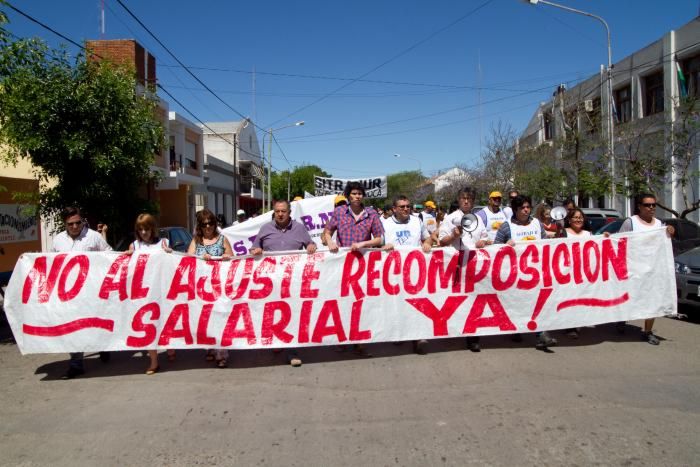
[127,213,174,374]
[187,209,233,367]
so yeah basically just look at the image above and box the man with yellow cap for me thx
[422,200,438,235]
[476,191,508,243]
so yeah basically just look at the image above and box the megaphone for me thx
[550,206,567,221]
[453,213,479,232]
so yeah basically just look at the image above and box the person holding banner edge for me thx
[250,200,316,367]
[322,181,384,357]
[52,206,113,379]
[438,186,490,352]
[617,193,675,345]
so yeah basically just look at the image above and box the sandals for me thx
[145,366,159,375]
[217,358,228,368]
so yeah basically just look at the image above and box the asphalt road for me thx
[0,312,698,467]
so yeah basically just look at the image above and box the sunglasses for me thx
[491,197,502,201]
[66,221,83,227]
[641,203,656,208]
[200,221,216,227]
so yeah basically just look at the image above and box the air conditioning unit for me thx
[584,100,594,112]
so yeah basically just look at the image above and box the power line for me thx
[113,0,266,133]
[157,63,590,93]
[263,0,497,128]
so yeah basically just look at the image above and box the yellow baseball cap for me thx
[489,191,503,199]
[334,194,348,205]
[425,201,436,209]
[293,196,303,201]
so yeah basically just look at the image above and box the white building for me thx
[200,120,263,222]
[519,16,700,219]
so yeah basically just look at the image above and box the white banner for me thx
[3,230,676,354]
[314,176,388,198]
[0,204,38,244]
[222,195,335,256]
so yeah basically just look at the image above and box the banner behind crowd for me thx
[314,176,388,198]
[3,229,676,354]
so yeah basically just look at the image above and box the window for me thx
[683,55,700,98]
[644,71,664,116]
[249,135,253,150]
[543,112,553,140]
[615,85,632,123]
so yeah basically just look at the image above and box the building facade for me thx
[200,120,263,221]
[519,17,700,219]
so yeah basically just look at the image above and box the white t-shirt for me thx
[422,211,438,234]
[476,207,508,242]
[132,238,170,252]
[565,228,591,238]
[51,227,112,252]
[439,210,488,250]
[383,215,429,247]
[506,218,544,243]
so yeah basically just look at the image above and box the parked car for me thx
[159,226,193,253]
[595,219,625,235]
[582,208,622,233]
[674,245,700,308]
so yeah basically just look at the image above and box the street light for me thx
[525,0,615,210]
[265,121,304,210]
[393,153,422,173]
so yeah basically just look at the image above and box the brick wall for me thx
[85,39,156,86]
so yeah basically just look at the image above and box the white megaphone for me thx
[452,213,479,232]
[550,206,567,221]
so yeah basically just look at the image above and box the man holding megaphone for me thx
[438,186,490,352]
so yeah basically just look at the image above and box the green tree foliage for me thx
[0,15,164,241]
[270,164,331,201]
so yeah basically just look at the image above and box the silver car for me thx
[675,245,700,307]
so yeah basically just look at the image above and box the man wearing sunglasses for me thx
[617,193,675,345]
[51,206,112,379]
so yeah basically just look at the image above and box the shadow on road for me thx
[24,319,696,381]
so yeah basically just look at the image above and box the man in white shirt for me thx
[438,186,490,352]
[52,206,112,379]
[476,191,508,242]
[422,200,438,236]
[382,195,433,354]
[231,209,246,226]
[617,193,675,345]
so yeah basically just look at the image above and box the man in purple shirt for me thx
[322,181,384,252]
[250,200,317,255]
[250,200,316,366]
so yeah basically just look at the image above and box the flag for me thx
[677,61,688,98]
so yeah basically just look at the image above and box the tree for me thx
[0,14,164,241]
[665,96,700,218]
[479,120,518,193]
[270,164,331,201]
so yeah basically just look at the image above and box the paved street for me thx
[0,313,698,467]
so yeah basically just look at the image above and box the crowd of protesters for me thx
[52,184,673,378]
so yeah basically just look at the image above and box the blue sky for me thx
[4,0,700,178]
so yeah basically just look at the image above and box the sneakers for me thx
[466,337,481,352]
[414,340,428,355]
[641,331,660,345]
[535,332,557,350]
[289,357,302,367]
[61,367,85,380]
